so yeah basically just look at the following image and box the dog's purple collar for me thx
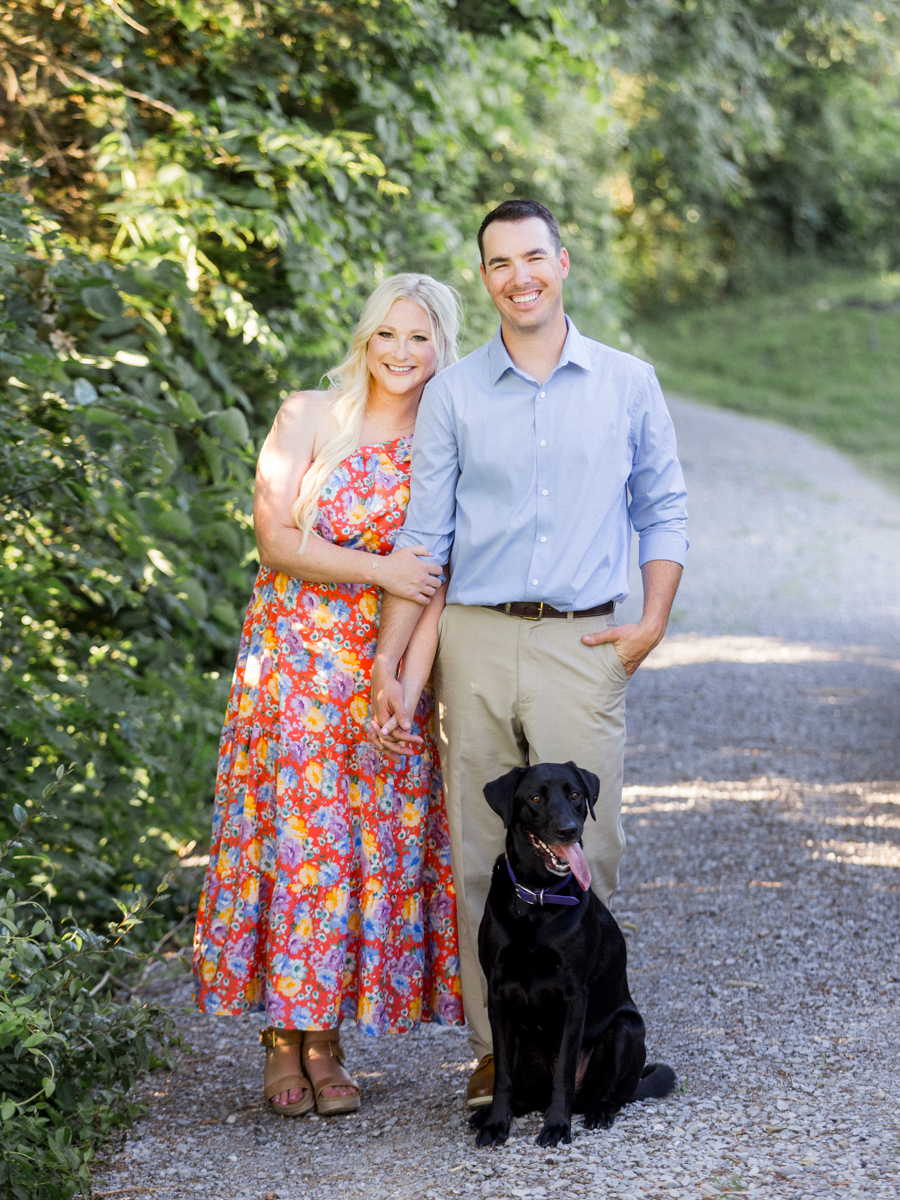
[505,856,580,907]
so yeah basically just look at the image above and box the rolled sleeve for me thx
[394,379,459,565]
[628,367,689,567]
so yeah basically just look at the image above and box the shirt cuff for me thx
[637,529,688,568]
[393,529,450,567]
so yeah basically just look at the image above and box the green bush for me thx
[0,167,257,928]
[0,770,180,1200]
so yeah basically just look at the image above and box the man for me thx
[371,199,687,1106]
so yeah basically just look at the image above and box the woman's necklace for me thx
[366,407,416,437]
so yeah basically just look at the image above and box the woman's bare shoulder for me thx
[276,387,332,422]
[270,388,336,444]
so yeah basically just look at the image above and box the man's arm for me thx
[581,559,682,674]
[626,366,688,568]
[583,367,687,674]
[371,377,459,739]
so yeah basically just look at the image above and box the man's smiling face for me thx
[480,216,569,334]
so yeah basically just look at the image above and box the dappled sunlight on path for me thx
[643,634,900,672]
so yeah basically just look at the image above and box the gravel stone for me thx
[92,400,900,1199]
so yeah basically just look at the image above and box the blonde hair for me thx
[290,273,461,545]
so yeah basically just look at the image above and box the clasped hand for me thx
[369,676,423,764]
[376,545,442,605]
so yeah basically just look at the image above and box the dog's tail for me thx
[632,1062,677,1102]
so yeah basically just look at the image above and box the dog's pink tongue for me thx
[549,842,591,891]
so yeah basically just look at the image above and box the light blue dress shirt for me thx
[394,318,688,610]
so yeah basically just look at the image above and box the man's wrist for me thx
[638,615,668,644]
[372,654,399,684]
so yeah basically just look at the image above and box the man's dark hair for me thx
[477,199,562,264]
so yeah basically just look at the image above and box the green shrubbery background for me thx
[2,1,899,1194]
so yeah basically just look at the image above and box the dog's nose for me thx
[556,823,579,842]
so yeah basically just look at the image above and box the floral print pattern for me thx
[193,437,462,1034]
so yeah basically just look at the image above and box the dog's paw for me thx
[535,1120,571,1148]
[583,1108,616,1130]
[468,1106,493,1131]
[474,1117,512,1149]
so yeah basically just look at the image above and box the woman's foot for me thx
[268,1043,305,1108]
[301,1029,361,1114]
[261,1029,314,1115]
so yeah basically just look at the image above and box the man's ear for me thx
[564,761,600,821]
[483,767,528,828]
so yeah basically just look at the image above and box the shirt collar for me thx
[487,315,593,385]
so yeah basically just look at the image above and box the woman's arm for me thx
[253,391,441,602]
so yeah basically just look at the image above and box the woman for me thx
[193,274,464,1117]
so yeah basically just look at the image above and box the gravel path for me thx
[95,398,900,1200]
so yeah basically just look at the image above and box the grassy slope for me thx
[633,270,900,490]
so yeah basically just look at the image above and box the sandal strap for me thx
[260,1027,304,1048]
[264,1071,310,1102]
[301,1031,345,1063]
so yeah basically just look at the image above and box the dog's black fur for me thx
[471,761,676,1149]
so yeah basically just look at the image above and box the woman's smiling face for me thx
[366,298,437,400]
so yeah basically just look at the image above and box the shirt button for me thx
[541,536,547,543]
[532,579,539,585]
[542,489,549,495]
[540,440,547,447]
[540,391,546,398]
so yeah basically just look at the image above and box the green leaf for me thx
[174,576,208,617]
[12,804,27,829]
[198,432,224,483]
[80,285,123,321]
[210,597,240,629]
[1,1100,15,1121]
[215,407,250,444]
[176,390,204,421]
[152,509,194,538]
[73,377,99,406]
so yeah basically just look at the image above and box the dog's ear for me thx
[564,761,601,821]
[483,768,528,828]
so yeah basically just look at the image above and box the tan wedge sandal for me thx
[260,1028,314,1117]
[301,1029,361,1115]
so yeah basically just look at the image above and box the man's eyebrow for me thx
[486,247,550,267]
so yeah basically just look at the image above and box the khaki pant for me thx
[433,604,629,1060]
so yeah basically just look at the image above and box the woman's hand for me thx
[374,546,442,604]
[369,677,423,764]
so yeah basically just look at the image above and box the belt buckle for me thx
[521,601,543,621]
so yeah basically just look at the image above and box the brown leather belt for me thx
[482,600,615,621]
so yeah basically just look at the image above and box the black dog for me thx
[470,761,675,1149]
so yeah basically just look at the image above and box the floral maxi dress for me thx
[193,437,463,1034]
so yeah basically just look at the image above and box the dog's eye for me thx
[571,791,580,800]
[531,795,543,804]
